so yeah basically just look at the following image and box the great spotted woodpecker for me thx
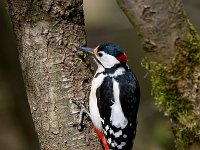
[78,43,140,150]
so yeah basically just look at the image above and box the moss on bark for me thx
[143,22,200,149]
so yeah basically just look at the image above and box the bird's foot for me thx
[70,99,90,131]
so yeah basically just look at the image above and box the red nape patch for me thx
[116,52,127,62]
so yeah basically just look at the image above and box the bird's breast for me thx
[89,73,106,130]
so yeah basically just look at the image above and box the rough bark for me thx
[117,0,200,149]
[7,0,101,149]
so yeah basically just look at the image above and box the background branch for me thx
[117,0,200,149]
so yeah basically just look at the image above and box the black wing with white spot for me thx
[96,70,140,150]
[116,70,140,148]
[96,76,114,121]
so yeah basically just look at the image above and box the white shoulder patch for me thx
[109,67,125,77]
[110,79,128,129]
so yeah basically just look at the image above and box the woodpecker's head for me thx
[79,43,127,68]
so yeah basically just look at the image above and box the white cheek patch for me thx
[96,52,120,68]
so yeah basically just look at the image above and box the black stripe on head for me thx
[98,43,124,58]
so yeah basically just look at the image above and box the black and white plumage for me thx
[79,43,140,150]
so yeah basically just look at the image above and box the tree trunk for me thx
[7,0,101,149]
[117,0,200,149]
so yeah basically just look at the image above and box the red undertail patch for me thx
[94,127,110,150]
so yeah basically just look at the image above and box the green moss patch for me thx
[143,23,200,149]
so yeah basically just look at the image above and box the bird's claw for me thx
[70,99,90,131]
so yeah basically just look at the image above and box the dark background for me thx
[0,0,199,149]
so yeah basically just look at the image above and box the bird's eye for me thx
[98,52,103,57]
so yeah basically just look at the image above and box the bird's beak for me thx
[79,47,94,55]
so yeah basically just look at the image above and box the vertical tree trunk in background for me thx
[117,0,200,149]
[7,0,101,149]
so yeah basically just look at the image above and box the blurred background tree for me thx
[0,0,200,150]
[116,0,200,149]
